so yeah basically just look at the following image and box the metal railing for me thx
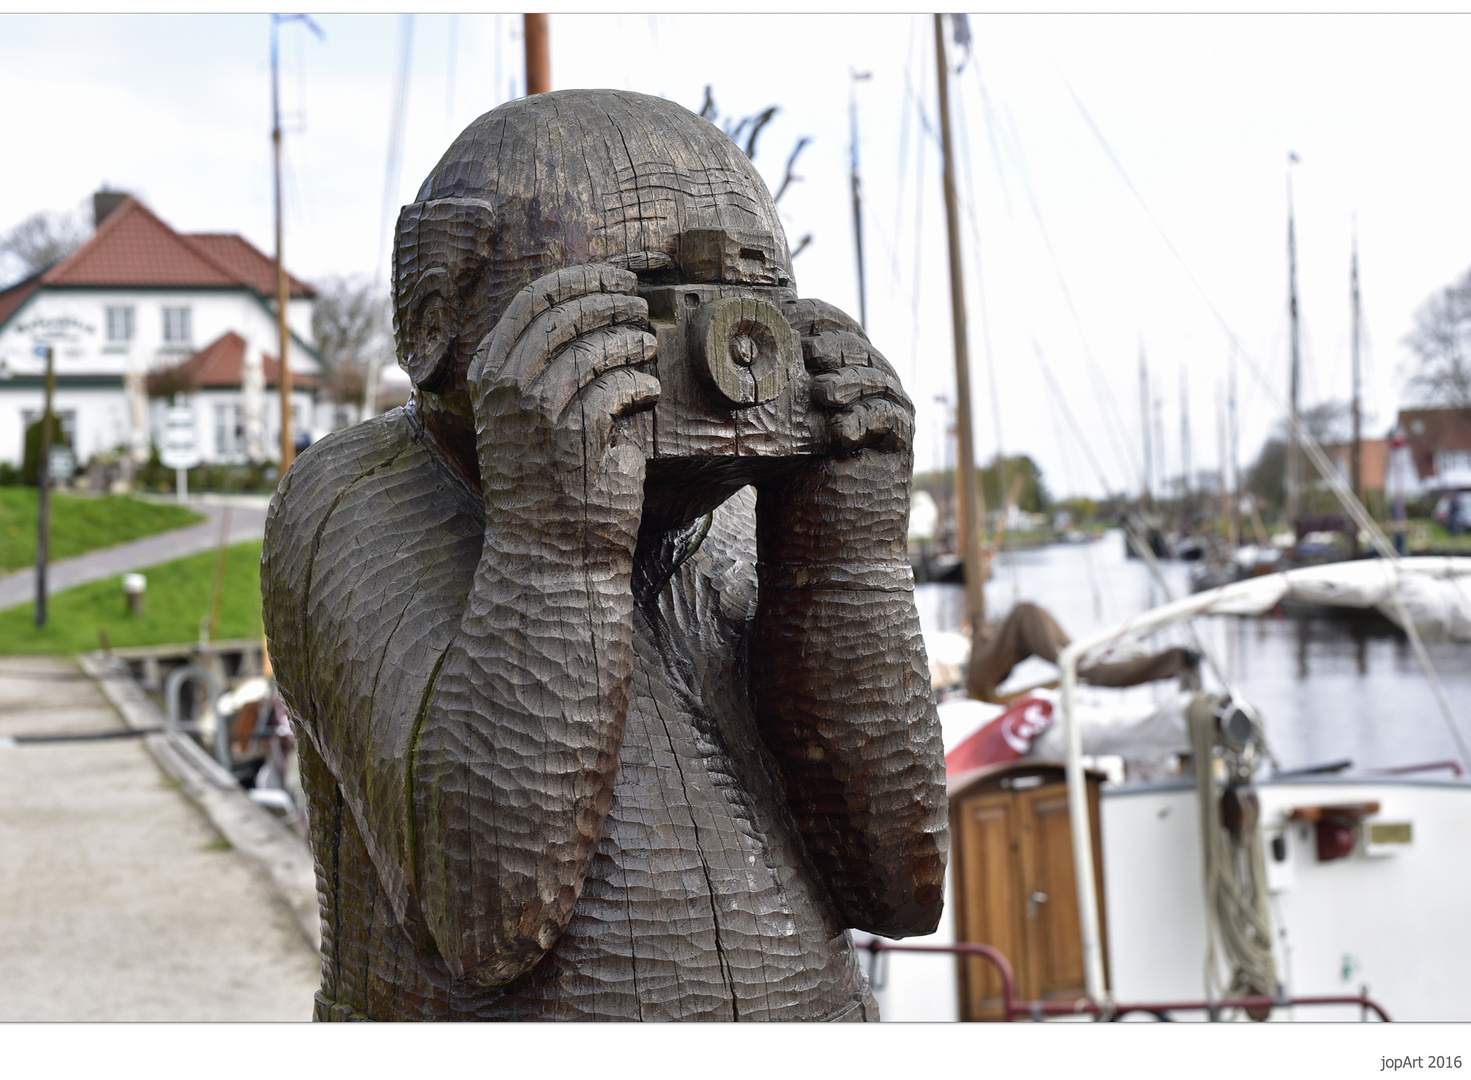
[862,939,1391,1022]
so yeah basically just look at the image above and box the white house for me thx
[0,191,328,470]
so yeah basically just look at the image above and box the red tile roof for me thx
[174,331,319,391]
[1400,408,1471,480]
[0,274,41,329]
[187,233,315,298]
[39,197,314,297]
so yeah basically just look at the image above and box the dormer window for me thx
[106,306,135,342]
[162,306,192,344]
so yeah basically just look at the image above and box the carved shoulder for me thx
[263,409,420,721]
[264,408,486,933]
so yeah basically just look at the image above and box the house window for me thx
[214,403,244,457]
[21,409,77,447]
[162,306,192,344]
[105,306,135,343]
[1436,450,1471,476]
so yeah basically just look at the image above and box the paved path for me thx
[0,655,319,1020]
[0,496,268,612]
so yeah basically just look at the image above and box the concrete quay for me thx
[0,655,319,1021]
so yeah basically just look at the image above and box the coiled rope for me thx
[1188,694,1277,1007]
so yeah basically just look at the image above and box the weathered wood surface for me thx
[262,89,947,1021]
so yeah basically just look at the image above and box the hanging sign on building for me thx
[159,405,202,471]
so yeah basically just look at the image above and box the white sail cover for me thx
[1193,557,1471,642]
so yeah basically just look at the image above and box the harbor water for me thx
[915,530,1471,775]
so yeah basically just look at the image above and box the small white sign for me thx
[47,445,76,481]
[160,405,202,470]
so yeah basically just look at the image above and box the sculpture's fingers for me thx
[801,331,874,375]
[782,297,867,340]
[576,367,662,453]
[494,294,649,394]
[469,265,641,386]
[541,325,658,421]
[826,398,915,454]
[801,329,902,380]
[810,367,913,412]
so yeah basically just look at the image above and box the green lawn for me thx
[0,488,203,574]
[0,541,263,655]
[1407,518,1471,554]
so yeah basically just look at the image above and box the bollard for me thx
[121,573,146,616]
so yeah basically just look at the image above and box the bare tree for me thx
[698,86,813,258]
[1248,400,1355,512]
[311,274,389,405]
[1404,267,1471,413]
[0,207,88,285]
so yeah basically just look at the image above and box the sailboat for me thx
[878,25,1471,1024]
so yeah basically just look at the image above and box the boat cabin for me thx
[949,760,1108,1020]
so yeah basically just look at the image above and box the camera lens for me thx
[730,333,759,368]
[690,295,797,409]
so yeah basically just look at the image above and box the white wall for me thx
[0,383,131,468]
[147,386,319,466]
[1101,778,1471,1023]
[0,285,319,466]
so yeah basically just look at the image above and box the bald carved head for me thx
[393,89,794,403]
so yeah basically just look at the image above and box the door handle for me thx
[1027,891,1049,920]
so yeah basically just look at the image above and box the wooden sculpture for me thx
[262,89,947,1022]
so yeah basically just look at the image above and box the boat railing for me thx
[1364,759,1463,778]
[862,939,1391,1022]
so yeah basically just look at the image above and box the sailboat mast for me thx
[1139,342,1152,507]
[849,70,869,331]
[524,14,549,95]
[272,15,294,472]
[1180,366,1191,501]
[1351,228,1363,515]
[1228,346,1241,548]
[933,14,985,634]
[1217,381,1229,542]
[1286,156,1302,529]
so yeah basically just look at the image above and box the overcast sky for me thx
[3,12,1469,498]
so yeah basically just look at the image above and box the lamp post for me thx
[271,13,294,473]
[34,343,55,628]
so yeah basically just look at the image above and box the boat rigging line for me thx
[934,13,987,634]
[1037,342,1109,623]
[848,68,871,330]
[1040,342,1267,732]
[362,13,415,423]
[899,36,931,398]
[887,19,917,295]
[1059,76,1471,772]
[1036,347,1117,497]
[951,60,1019,602]
[965,60,1143,495]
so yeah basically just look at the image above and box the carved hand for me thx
[468,264,659,566]
[408,265,660,986]
[752,298,947,938]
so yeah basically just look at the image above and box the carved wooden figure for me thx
[262,89,947,1021]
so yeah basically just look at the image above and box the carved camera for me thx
[630,228,822,480]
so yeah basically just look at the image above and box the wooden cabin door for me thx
[954,791,1025,1021]
[1016,786,1088,1001]
[952,774,1108,1021]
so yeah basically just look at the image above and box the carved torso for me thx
[264,90,947,1023]
[278,412,875,1021]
